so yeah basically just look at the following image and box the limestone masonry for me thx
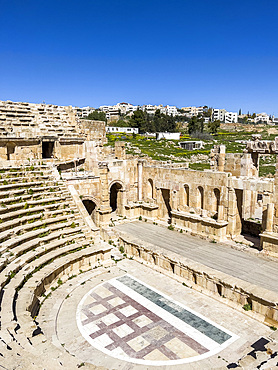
[1,99,278,369]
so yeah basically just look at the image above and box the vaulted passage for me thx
[110,183,122,212]
[82,200,96,215]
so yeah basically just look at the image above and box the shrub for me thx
[243,303,252,311]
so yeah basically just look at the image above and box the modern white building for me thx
[212,109,237,123]
[156,132,180,140]
[212,109,226,122]
[254,113,270,124]
[106,126,139,134]
[225,112,238,123]
[165,105,178,116]
[179,141,204,150]
[73,106,95,118]
[181,106,206,117]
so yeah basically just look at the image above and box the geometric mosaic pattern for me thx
[77,275,238,365]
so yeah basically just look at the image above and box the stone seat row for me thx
[0,237,90,331]
[0,164,109,368]
[0,194,70,215]
[0,212,76,244]
[0,219,81,255]
[0,254,108,369]
[0,187,64,204]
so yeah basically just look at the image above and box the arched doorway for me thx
[147,179,154,199]
[197,186,204,209]
[213,188,220,213]
[110,183,122,212]
[82,199,97,223]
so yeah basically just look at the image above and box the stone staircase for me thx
[0,163,110,369]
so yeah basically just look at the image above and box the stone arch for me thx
[147,178,154,199]
[197,186,204,209]
[82,196,99,223]
[183,184,190,207]
[109,179,125,191]
[81,195,100,208]
[109,182,123,212]
[213,188,220,213]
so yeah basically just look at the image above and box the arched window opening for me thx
[197,186,204,209]
[147,179,154,199]
[110,183,122,212]
[213,188,220,213]
[184,185,189,207]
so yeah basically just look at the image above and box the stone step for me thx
[0,208,75,234]
[0,202,67,222]
[0,223,82,256]
[0,241,92,331]
[0,195,70,216]
[0,214,75,243]
[0,189,65,205]
[0,233,86,291]
[0,181,46,192]
[15,244,110,330]
[0,175,52,184]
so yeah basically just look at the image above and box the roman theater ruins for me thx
[1,100,278,369]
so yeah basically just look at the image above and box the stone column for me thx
[137,160,143,201]
[117,189,126,216]
[218,145,226,172]
[265,203,274,232]
[96,162,112,225]
[218,205,225,221]
[227,188,241,237]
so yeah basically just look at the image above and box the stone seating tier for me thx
[0,163,110,368]
[0,100,82,139]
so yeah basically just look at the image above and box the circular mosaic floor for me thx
[77,274,238,366]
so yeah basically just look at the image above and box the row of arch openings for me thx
[183,185,220,212]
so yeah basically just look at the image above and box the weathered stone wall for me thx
[0,139,41,160]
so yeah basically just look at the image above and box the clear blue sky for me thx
[1,0,278,115]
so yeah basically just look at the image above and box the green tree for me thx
[208,120,220,134]
[129,109,148,133]
[187,116,204,134]
[85,110,106,122]
[239,108,242,115]
[113,119,128,127]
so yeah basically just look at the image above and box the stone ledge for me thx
[171,209,228,227]
[117,231,278,327]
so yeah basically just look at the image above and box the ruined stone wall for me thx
[107,158,139,203]
[0,139,41,161]
[55,141,85,161]
[142,165,229,218]
[78,120,107,144]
